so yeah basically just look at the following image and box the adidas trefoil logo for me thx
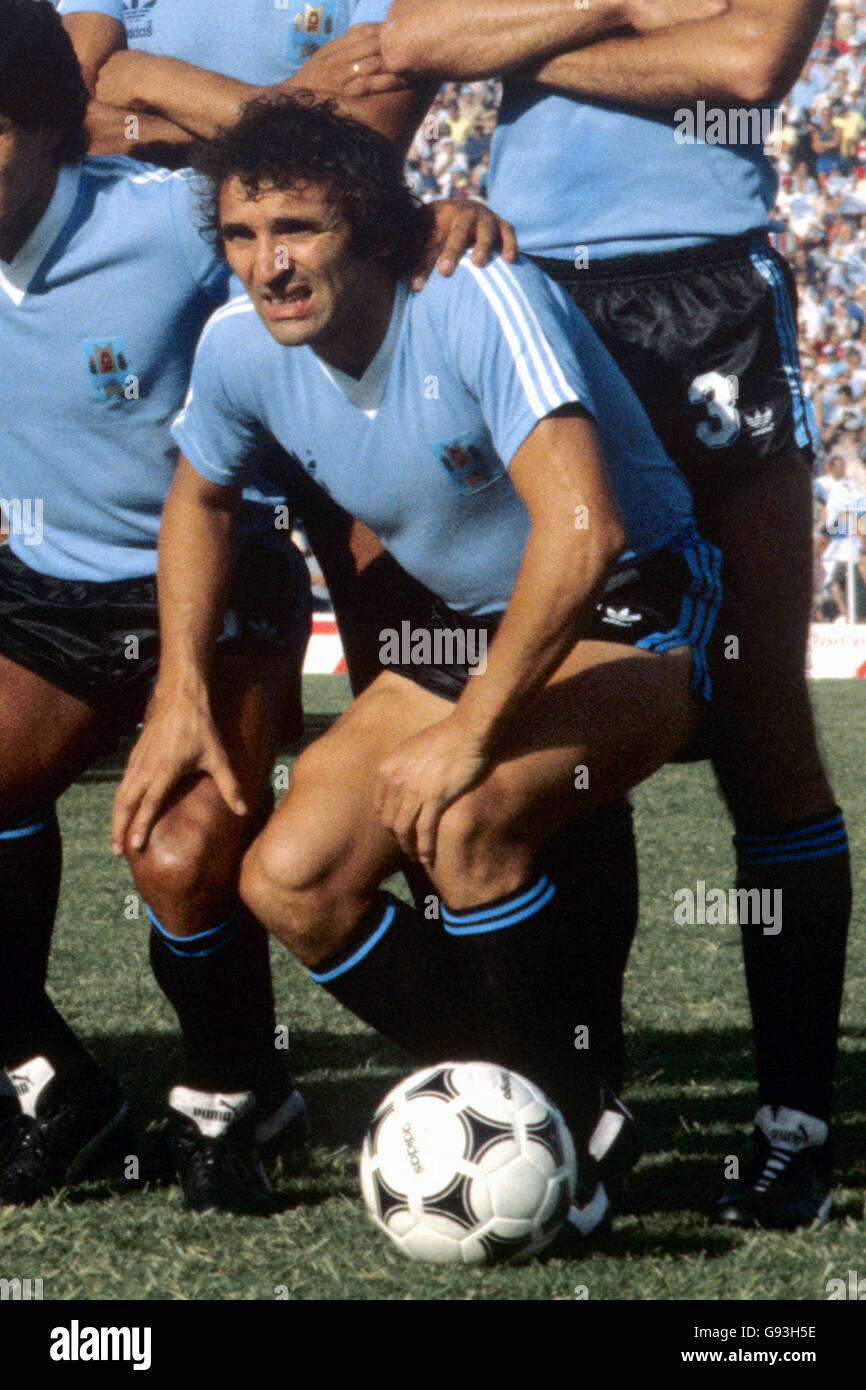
[744,406,774,435]
[602,606,642,627]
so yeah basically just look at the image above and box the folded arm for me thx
[521,0,830,107]
[380,0,727,80]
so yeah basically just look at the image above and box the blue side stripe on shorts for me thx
[748,236,812,453]
[636,529,722,700]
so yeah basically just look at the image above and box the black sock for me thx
[148,906,283,1096]
[442,873,604,1148]
[735,808,851,1124]
[308,893,470,1062]
[0,808,98,1080]
[538,801,638,1092]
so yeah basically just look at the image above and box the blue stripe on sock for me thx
[0,807,58,840]
[442,876,556,936]
[308,901,396,983]
[735,813,845,845]
[737,837,849,867]
[441,874,552,928]
[147,906,241,958]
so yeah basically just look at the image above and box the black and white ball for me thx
[359,1062,576,1265]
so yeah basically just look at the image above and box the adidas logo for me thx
[744,406,774,434]
[602,606,642,627]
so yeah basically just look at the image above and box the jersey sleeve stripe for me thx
[465,258,576,414]
[462,260,577,418]
[491,260,575,401]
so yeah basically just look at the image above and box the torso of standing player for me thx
[118,0,357,84]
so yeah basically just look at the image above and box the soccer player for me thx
[112,96,723,1218]
[0,1,506,1212]
[59,0,514,697]
[378,0,850,1229]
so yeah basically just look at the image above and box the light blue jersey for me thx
[0,157,232,582]
[173,255,695,617]
[489,88,778,260]
[57,0,373,84]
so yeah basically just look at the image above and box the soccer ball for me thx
[359,1061,576,1265]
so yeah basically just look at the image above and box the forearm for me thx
[526,0,830,107]
[381,0,627,80]
[155,460,240,695]
[84,98,195,156]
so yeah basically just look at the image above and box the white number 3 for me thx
[688,371,741,448]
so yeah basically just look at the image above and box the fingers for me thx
[203,744,249,820]
[435,208,476,277]
[122,769,176,856]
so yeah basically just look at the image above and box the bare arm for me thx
[93,24,434,147]
[375,407,626,863]
[524,0,831,107]
[62,10,126,92]
[63,10,205,154]
[380,0,727,81]
[111,457,247,853]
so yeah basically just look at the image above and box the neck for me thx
[315,270,397,379]
[0,165,59,265]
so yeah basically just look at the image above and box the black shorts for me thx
[531,234,814,495]
[382,526,722,703]
[0,534,312,728]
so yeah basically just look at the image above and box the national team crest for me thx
[430,431,505,494]
[81,337,133,403]
[289,3,335,59]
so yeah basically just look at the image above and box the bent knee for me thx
[239,832,356,965]
[127,808,239,928]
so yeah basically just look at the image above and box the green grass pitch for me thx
[2,677,864,1302]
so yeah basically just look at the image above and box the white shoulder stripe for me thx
[461,259,575,418]
[491,259,574,400]
[198,296,256,346]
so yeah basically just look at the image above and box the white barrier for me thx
[808,622,866,679]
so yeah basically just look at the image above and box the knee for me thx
[127,812,236,933]
[435,782,531,903]
[239,832,351,966]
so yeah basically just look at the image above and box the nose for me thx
[256,236,292,284]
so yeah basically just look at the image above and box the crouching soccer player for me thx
[113,96,724,1234]
[0,2,515,1213]
[0,1,316,1211]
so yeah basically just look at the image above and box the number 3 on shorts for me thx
[688,370,741,449]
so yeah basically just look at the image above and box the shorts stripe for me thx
[748,237,812,453]
[636,529,722,700]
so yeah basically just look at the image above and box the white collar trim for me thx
[314,280,408,417]
[0,163,81,306]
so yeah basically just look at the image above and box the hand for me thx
[294,24,408,98]
[375,717,490,865]
[625,0,728,33]
[94,49,155,110]
[112,685,248,856]
[412,199,518,290]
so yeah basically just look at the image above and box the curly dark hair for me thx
[190,93,433,277]
[0,0,89,163]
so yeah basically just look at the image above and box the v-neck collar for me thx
[0,162,81,307]
[313,279,408,417]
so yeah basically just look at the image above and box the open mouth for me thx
[261,284,313,319]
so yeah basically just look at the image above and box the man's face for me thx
[219,177,369,353]
[0,114,57,252]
